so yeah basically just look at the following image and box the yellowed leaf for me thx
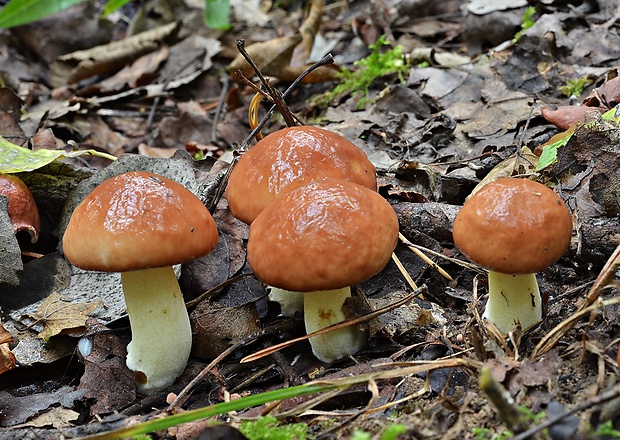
[26,293,102,341]
[0,321,16,375]
[468,146,539,199]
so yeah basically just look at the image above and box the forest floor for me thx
[0,0,619,439]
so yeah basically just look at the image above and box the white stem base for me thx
[483,271,542,334]
[121,266,192,394]
[303,287,366,363]
[268,287,304,317]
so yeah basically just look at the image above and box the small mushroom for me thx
[63,171,218,393]
[0,174,40,243]
[247,179,399,363]
[226,125,377,225]
[453,177,573,334]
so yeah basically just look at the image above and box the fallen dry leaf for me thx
[24,292,102,341]
[49,21,180,86]
[0,322,16,375]
[229,0,340,83]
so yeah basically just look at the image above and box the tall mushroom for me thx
[226,125,377,316]
[247,179,399,363]
[452,177,572,334]
[63,171,218,393]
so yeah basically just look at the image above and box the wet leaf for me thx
[0,135,116,173]
[25,292,102,341]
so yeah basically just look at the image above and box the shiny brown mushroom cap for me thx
[0,174,40,243]
[226,126,377,225]
[63,171,218,272]
[453,178,572,274]
[247,179,399,292]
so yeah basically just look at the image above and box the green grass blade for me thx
[80,382,344,439]
[101,0,132,17]
[0,0,87,28]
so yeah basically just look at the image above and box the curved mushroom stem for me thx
[303,287,366,363]
[121,266,192,394]
[268,287,304,317]
[483,271,542,335]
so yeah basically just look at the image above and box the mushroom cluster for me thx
[227,125,381,318]
[63,171,218,394]
[452,177,573,334]
[227,125,398,363]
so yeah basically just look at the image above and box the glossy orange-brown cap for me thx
[453,178,572,274]
[247,179,398,292]
[226,126,377,225]
[0,174,40,243]
[63,171,218,272]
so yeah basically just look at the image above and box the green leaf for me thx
[601,103,620,123]
[536,103,620,172]
[0,0,87,29]
[0,136,116,173]
[534,133,572,172]
[101,0,132,18]
[205,0,231,30]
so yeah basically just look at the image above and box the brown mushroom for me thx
[247,179,399,363]
[226,125,377,225]
[63,171,218,393]
[0,174,40,243]
[452,177,573,334]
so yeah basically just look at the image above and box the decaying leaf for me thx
[0,386,86,428]
[469,146,538,198]
[229,0,340,83]
[14,407,80,429]
[541,104,606,131]
[49,21,180,86]
[78,321,137,415]
[0,322,16,375]
[24,292,102,341]
[191,300,261,360]
[542,76,620,130]
[537,104,620,172]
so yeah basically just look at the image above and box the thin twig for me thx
[207,54,335,212]
[532,244,620,358]
[236,40,296,127]
[391,252,418,290]
[399,233,453,281]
